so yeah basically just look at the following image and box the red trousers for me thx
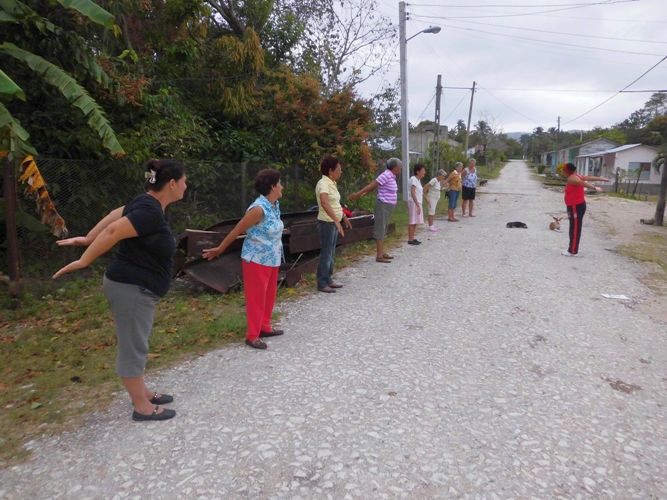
[242,260,279,341]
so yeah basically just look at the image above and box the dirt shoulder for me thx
[587,194,667,323]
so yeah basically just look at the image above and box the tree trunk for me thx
[3,157,21,305]
[655,163,667,226]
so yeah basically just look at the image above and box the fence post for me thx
[241,162,247,216]
[3,157,21,304]
[614,169,619,193]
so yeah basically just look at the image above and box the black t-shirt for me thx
[105,193,176,297]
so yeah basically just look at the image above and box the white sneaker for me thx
[428,226,438,232]
[561,250,577,257]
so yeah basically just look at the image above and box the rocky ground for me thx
[1,160,665,499]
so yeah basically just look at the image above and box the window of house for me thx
[628,162,651,180]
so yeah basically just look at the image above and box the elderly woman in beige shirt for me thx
[315,156,352,293]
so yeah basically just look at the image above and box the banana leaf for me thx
[0,43,124,157]
[0,69,25,100]
[0,199,49,233]
[0,102,37,161]
[56,0,115,28]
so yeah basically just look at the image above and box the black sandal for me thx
[149,392,173,405]
[132,405,176,421]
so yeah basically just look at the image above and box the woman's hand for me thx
[343,216,352,230]
[56,236,88,247]
[202,247,222,261]
[348,192,360,202]
[416,204,422,215]
[334,220,345,237]
[52,260,86,279]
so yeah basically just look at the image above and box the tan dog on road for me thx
[549,216,564,231]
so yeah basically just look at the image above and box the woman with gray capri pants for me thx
[349,158,402,263]
[53,160,187,421]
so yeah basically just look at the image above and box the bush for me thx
[536,164,546,174]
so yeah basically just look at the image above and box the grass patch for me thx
[477,162,504,180]
[0,270,248,466]
[604,192,658,203]
[0,198,423,466]
[617,232,667,276]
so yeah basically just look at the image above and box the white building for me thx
[576,144,660,193]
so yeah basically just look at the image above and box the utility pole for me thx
[557,115,561,171]
[399,0,409,200]
[463,80,476,159]
[433,74,442,176]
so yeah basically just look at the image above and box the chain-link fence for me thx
[2,157,383,279]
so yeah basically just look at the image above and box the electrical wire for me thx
[413,22,665,57]
[410,1,638,6]
[432,18,667,45]
[563,55,667,125]
[444,86,667,93]
[477,86,541,125]
[443,90,470,122]
[416,92,437,121]
[408,3,623,20]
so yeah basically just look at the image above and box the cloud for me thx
[361,0,667,133]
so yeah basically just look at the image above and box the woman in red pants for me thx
[561,162,608,257]
[203,169,284,349]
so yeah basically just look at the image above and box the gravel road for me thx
[1,160,665,499]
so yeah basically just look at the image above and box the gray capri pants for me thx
[103,276,159,377]
[373,199,396,240]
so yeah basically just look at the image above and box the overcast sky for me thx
[360,0,666,135]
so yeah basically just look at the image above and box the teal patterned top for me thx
[241,195,284,267]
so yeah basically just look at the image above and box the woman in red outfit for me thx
[560,162,608,257]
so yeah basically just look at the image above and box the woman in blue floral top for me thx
[203,169,285,349]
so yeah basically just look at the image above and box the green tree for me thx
[1,0,124,159]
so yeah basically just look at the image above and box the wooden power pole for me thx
[464,81,476,159]
[433,74,442,176]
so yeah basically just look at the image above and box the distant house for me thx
[539,138,618,173]
[408,125,459,161]
[571,138,619,172]
[576,143,660,193]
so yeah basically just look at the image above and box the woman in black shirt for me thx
[53,160,187,421]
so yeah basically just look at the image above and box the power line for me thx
[410,0,638,7]
[412,21,665,57]
[438,18,667,45]
[408,1,632,20]
[563,55,667,125]
[443,90,470,122]
[620,89,667,93]
[444,86,667,93]
[477,86,541,125]
[416,92,437,121]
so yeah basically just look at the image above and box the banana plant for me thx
[0,0,124,160]
[1,0,125,293]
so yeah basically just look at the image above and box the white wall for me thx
[615,146,659,183]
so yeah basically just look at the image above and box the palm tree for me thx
[1,0,125,298]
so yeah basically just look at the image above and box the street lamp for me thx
[407,25,441,42]
[399,0,441,200]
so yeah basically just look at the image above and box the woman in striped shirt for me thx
[349,158,402,263]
